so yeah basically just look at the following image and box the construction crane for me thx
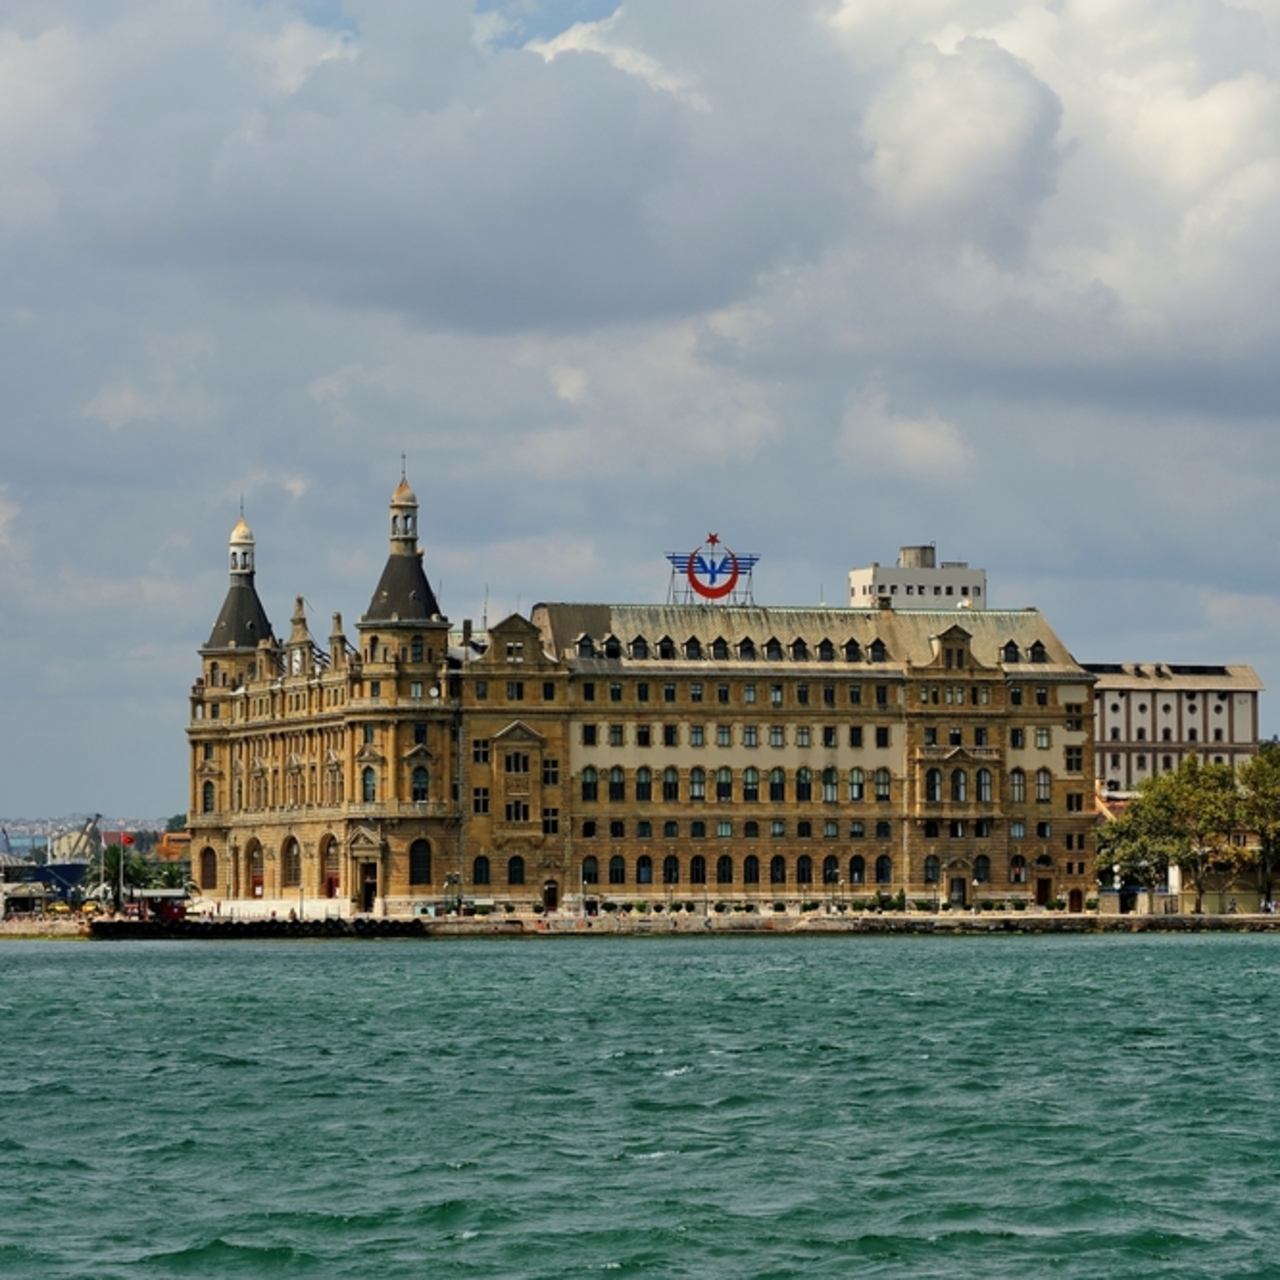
[0,827,12,857]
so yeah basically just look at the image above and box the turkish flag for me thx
[121,833,135,846]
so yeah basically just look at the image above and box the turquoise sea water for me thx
[1,935,1277,1278]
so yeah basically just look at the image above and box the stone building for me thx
[1085,663,1263,793]
[188,484,1098,916]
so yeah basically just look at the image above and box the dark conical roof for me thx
[205,576,274,650]
[363,552,443,623]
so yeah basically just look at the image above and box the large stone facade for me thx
[188,485,1098,916]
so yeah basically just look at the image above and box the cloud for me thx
[0,487,19,548]
[837,389,972,483]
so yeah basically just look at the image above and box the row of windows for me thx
[575,636,892,664]
[580,765,896,803]
[1109,726,1228,742]
[581,818,896,840]
[581,680,889,706]
[582,723,894,748]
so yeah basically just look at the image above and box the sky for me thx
[3,0,1280,818]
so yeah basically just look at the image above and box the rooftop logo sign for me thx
[666,535,759,605]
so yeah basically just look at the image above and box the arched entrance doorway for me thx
[948,877,967,908]
[542,880,559,911]
[247,842,264,898]
[1068,888,1084,913]
[320,836,340,899]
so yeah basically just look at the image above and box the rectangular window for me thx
[1011,820,1025,838]
[472,739,490,764]
[691,683,703,703]
[849,726,863,748]
[1036,728,1051,749]
[542,808,559,834]
[822,726,836,748]
[823,685,835,707]
[771,820,785,837]
[610,821,625,839]
[507,681,524,701]
[637,682,650,703]
[797,685,809,705]
[543,681,555,701]
[637,820,652,839]
[797,821,812,838]
[690,725,705,747]
[542,759,559,786]
[1065,747,1083,773]
[744,684,757,704]
[1066,793,1084,812]
[1010,687,1022,706]
[744,725,758,747]
[1036,687,1048,707]
[203,742,214,760]
[504,752,530,774]
[770,726,785,747]
[583,682,595,702]
[949,727,963,746]
[1011,728,1025,749]
[771,685,783,706]
[797,727,811,747]
[609,683,622,703]
[609,724,624,747]
[849,685,863,705]
[474,680,488,700]
[664,683,676,703]
[637,725,651,748]
[875,685,888,706]
[924,727,937,746]
[875,726,890,748]
[370,681,381,698]
[974,727,987,747]
[504,801,531,823]
[583,725,597,746]
[364,724,376,744]
[850,821,864,839]
[472,788,490,815]
[717,725,731,747]
[824,820,838,838]
[663,724,678,747]
[718,684,730,704]
[410,680,423,700]
[717,820,732,838]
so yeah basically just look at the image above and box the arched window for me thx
[849,768,865,802]
[690,768,706,801]
[411,766,429,803]
[1003,641,1020,663]
[743,767,760,802]
[202,780,215,813]
[1036,768,1052,802]
[690,855,707,884]
[874,768,891,801]
[875,854,892,884]
[822,767,838,803]
[974,854,991,884]
[409,839,431,886]
[634,767,652,802]
[716,767,732,801]
[770,855,787,884]
[924,854,940,884]
[507,855,525,886]
[977,768,992,802]
[609,766,625,802]
[361,767,377,803]
[582,766,598,802]
[951,769,967,802]
[199,847,217,890]
[744,855,760,884]
[1010,854,1027,884]
[582,856,599,885]
[473,855,491,886]
[796,855,813,884]
[769,768,786,802]
[849,855,865,884]
[685,637,702,660]
[630,636,649,659]
[822,855,838,884]
[796,767,813,802]
[609,855,626,885]
[662,767,679,801]
[663,855,679,885]
[1009,768,1026,803]
[717,855,733,884]
[926,769,942,802]
[637,855,653,884]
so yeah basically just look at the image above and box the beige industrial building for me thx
[188,486,1099,917]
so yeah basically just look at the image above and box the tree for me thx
[165,813,187,833]
[1239,742,1280,907]
[97,843,152,912]
[1097,758,1249,914]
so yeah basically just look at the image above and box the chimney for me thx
[876,595,893,611]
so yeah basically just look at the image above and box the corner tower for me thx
[202,515,276,678]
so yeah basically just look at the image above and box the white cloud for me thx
[0,486,18,548]
[84,383,158,430]
[838,389,972,483]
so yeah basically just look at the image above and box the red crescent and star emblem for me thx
[687,533,740,599]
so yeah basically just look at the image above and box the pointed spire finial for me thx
[400,452,407,481]
[239,494,245,519]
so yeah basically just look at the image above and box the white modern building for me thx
[849,545,987,610]
[1085,662,1263,792]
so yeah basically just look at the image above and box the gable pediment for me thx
[403,743,435,761]
[493,720,546,744]
[348,824,383,851]
[355,743,385,765]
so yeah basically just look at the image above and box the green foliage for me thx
[165,813,187,833]
[1238,741,1280,903]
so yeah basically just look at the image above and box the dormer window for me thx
[711,637,729,661]
[603,635,621,659]
[1030,641,1048,664]
[658,636,676,660]
[790,639,809,661]
[817,639,834,662]
[1003,641,1020,663]
[685,637,703,660]
[844,640,861,662]
[738,637,756,661]
[869,639,887,663]
[765,638,783,661]
[630,636,649,659]
[577,636,595,659]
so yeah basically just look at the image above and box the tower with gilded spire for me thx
[200,513,277,691]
